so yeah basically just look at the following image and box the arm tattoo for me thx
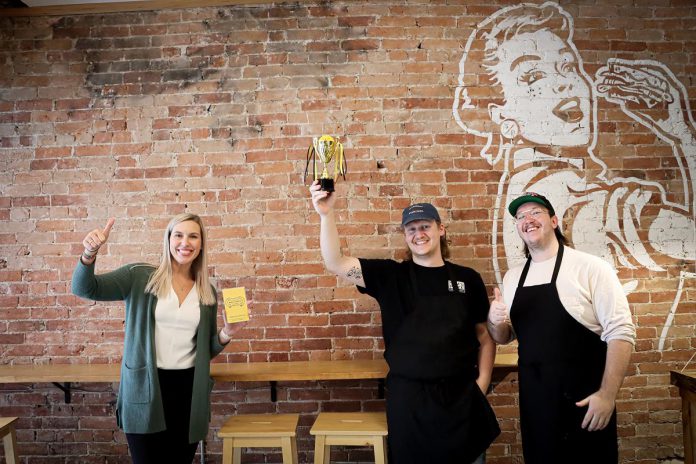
[346,266,363,280]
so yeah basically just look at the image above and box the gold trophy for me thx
[305,135,347,192]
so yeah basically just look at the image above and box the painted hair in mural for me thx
[453,2,695,350]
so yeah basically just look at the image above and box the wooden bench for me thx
[0,353,518,403]
[0,356,517,461]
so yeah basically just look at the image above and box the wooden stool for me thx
[218,413,299,464]
[310,412,388,464]
[0,417,18,464]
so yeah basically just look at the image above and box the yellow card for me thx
[222,287,249,323]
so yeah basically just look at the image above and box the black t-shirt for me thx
[357,258,489,352]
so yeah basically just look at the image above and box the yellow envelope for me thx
[222,287,249,323]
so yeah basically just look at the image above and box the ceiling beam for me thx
[0,0,327,17]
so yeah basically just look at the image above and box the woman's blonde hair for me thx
[145,213,216,305]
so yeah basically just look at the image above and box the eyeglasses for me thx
[513,208,548,223]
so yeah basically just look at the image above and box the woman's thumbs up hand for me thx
[82,218,115,259]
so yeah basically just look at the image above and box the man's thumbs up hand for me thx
[488,287,509,326]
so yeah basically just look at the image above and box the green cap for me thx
[508,192,555,217]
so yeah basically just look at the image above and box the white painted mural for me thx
[453,2,695,350]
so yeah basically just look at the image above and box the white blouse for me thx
[154,285,201,369]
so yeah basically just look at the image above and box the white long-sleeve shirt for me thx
[502,246,636,344]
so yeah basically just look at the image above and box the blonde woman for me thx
[72,213,238,464]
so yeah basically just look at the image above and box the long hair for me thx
[145,213,216,305]
[404,223,451,261]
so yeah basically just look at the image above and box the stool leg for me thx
[222,439,233,464]
[280,436,298,464]
[3,425,18,464]
[232,445,242,464]
[313,434,330,464]
[373,435,387,464]
[290,436,299,464]
[323,442,331,464]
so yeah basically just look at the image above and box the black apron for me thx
[509,244,618,464]
[384,262,500,464]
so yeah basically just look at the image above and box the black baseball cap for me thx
[508,192,555,217]
[401,203,441,226]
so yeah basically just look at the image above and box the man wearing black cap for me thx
[487,192,635,464]
[309,180,499,464]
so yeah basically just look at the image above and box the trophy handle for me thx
[333,142,347,180]
[304,143,318,184]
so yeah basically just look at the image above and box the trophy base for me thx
[319,178,335,192]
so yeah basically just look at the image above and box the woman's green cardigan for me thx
[72,260,226,443]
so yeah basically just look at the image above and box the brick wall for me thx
[1,0,694,462]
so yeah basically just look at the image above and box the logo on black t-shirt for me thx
[448,280,466,293]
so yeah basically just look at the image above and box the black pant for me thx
[126,367,198,464]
